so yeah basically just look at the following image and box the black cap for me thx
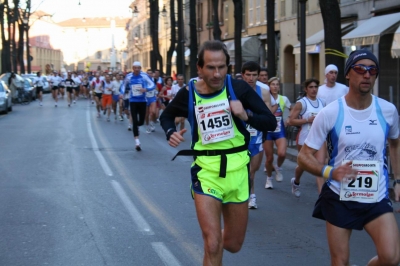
[344,49,379,77]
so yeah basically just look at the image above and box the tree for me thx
[267,0,276,77]
[149,0,163,72]
[232,0,242,74]
[23,0,32,74]
[166,0,176,76]
[176,0,184,77]
[189,0,198,78]
[319,0,345,83]
[212,0,221,40]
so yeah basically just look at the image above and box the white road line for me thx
[86,109,113,176]
[111,180,154,235]
[151,242,182,266]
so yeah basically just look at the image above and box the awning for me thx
[391,25,400,58]
[342,13,400,46]
[293,23,353,54]
[223,36,261,65]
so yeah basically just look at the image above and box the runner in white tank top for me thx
[298,50,400,265]
[288,78,325,197]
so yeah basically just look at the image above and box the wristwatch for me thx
[393,179,400,187]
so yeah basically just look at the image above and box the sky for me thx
[31,0,133,22]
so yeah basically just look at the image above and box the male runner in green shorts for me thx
[160,40,276,265]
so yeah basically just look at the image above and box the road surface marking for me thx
[111,180,154,235]
[151,242,182,266]
[86,109,113,176]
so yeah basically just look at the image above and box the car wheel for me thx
[3,105,8,114]
[8,103,12,112]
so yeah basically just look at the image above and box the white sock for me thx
[135,139,140,146]
[267,176,273,180]
[250,193,256,198]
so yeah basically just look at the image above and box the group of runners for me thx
[33,40,400,265]
[160,41,400,266]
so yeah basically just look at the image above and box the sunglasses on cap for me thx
[351,64,379,76]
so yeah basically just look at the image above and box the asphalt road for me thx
[1,95,399,266]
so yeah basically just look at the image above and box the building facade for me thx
[57,17,129,72]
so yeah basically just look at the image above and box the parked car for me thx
[21,74,51,93]
[0,81,12,114]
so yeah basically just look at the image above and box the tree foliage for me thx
[0,0,31,74]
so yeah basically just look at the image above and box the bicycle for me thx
[16,88,32,105]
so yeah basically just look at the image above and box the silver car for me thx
[0,81,12,114]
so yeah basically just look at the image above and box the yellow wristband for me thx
[322,165,333,179]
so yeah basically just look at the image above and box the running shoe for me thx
[275,165,283,182]
[68,104,71,107]
[40,102,43,106]
[120,115,124,121]
[135,145,141,151]
[291,178,301,198]
[128,125,132,131]
[248,196,257,209]
[107,118,110,122]
[73,100,76,104]
[55,103,57,107]
[150,122,155,132]
[103,109,106,115]
[91,101,94,104]
[146,127,152,134]
[265,177,273,189]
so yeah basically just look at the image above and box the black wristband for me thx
[393,180,400,187]
[166,128,177,140]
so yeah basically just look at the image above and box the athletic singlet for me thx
[327,96,391,202]
[268,95,288,133]
[103,81,113,95]
[247,85,263,144]
[64,79,74,88]
[188,79,249,172]
[297,97,324,145]
[92,79,103,93]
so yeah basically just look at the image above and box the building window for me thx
[292,0,297,15]
[256,0,261,24]
[197,2,203,30]
[249,0,254,26]
[281,0,286,17]
[264,0,267,23]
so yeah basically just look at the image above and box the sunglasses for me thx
[351,64,379,76]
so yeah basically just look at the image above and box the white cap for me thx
[132,61,141,67]
[325,64,338,76]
